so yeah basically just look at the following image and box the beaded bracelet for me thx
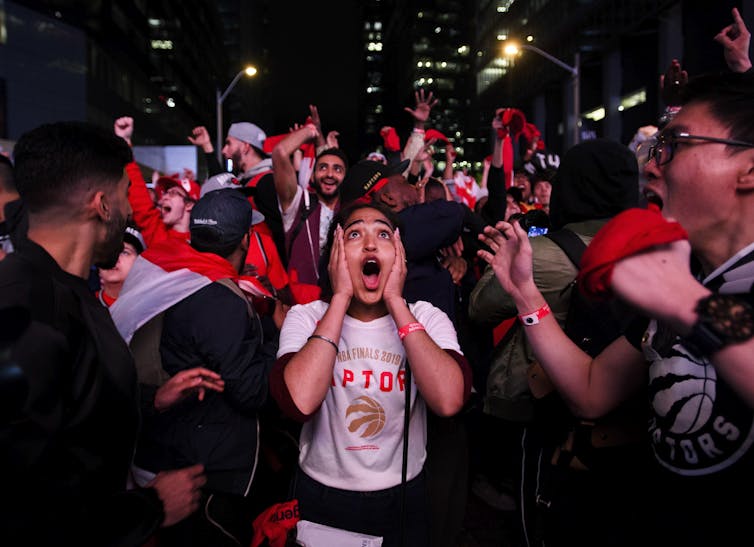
[308,334,339,352]
[398,322,425,340]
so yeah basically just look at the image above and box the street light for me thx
[504,42,580,146]
[216,65,258,163]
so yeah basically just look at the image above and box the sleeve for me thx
[126,161,169,247]
[269,303,323,421]
[400,200,464,261]
[165,284,275,412]
[401,130,426,168]
[269,353,314,422]
[3,309,164,546]
[280,185,304,232]
[275,302,319,357]
[204,151,224,177]
[412,300,462,352]
[480,165,507,225]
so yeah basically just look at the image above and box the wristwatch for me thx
[683,294,754,356]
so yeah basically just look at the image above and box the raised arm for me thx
[114,117,168,246]
[187,126,224,177]
[402,89,438,171]
[271,123,318,212]
[477,220,646,418]
[715,7,752,73]
[308,104,328,152]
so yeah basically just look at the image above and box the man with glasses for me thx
[477,70,754,545]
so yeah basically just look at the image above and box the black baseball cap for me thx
[190,188,254,253]
[339,158,410,206]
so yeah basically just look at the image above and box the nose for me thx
[363,233,377,251]
[643,157,661,180]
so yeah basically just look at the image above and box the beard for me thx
[94,209,127,270]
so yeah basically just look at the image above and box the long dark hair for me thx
[317,201,402,300]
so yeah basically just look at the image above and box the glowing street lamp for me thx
[216,65,258,163]
[504,42,580,146]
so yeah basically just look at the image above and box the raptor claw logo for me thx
[346,395,386,438]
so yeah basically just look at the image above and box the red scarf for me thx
[142,239,272,298]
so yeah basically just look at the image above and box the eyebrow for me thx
[343,218,394,231]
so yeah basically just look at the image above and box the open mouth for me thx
[160,204,173,216]
[644,189,663,211]
[361,258,381,291]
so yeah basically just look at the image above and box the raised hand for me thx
[477,220,534,297]
[328,225,353,300]
[715,7,752,73]
[154,367,225,412]
[383,228,407,305]
[660,59,688,106]
[404,89,438,127]
[114,116,134,146]
[326,130,340,149]
[187,126,213,153]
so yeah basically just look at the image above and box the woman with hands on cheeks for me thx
[269,201,471,547]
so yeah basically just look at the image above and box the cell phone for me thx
[528,226,549,238]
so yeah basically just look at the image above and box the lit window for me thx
[584,107,605,121]
[150,39,173,50]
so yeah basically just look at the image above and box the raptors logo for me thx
[645,320,754,475]
[346,395,386,438]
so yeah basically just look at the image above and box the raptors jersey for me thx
[631,242,754,544]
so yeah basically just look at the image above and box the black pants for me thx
[291,467,429,547]
[157,490,257,547]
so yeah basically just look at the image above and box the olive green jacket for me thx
[468,219,608,421]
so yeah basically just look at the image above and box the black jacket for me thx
[0,240,163,546]
[134,281,277,496]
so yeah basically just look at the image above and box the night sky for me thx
[258,2,367,163]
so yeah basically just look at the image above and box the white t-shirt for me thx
[280,186,335,253]
[277,300,461,491]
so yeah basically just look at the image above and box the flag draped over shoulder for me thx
[110,239,271,344]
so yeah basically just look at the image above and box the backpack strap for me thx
[286,190,318,259]
[129,312,171,387]
[217,277,256,319]
[246,169,273,190]
[544,228,586,268]
[130,279,256,388]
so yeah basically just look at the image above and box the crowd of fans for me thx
[1,8,753,547]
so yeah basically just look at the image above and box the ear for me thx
[737,157,754,193]
[93,190,110,221]
[185,200,195,212]
[378,189,398,208]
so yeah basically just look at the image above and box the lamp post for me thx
[504,43,580,147]
[215,65,258,164]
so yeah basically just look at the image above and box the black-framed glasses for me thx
[647,132,754,166]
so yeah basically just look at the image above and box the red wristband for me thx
[398,322,425,340]
[518,304,551,326]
